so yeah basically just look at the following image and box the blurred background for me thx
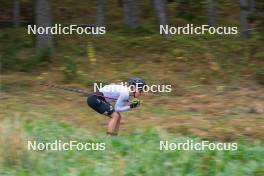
[0,0,264,175]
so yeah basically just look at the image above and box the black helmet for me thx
[128,77,146,90]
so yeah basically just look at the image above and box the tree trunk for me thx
[35,0,54,55]
[118,0,123,7]
[207,0,215,26]
[96,0,107,26]
[240,0,250,37]
[13,0,20,27]
[122,0,138,28]
[152,0,168,28]
[249,0,255,13]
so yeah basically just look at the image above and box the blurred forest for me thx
[0,0,263,78]
[0,0,264,175]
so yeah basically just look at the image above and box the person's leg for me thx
[87,95,114,115]
[107,112,121,135]
[87,95,119,135]
[114,112,121,133]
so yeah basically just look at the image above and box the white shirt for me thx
[99,85,131,112]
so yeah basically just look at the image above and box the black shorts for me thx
[87,93,115,116]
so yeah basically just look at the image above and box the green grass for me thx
[0,117,263,176]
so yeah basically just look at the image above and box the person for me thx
[87,77,146,136]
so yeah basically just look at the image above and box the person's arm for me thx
[114,93,130,112]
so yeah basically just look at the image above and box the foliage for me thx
[36,47,53,62]
[174,0,205,22]
[87,42,96,64]
[0,45,43,73]
[253,1,264,37]
[0,44,18,71]
[0,31,41,73]
[0,118,264,176]
[62,56,78,83]
[254,67,264,85]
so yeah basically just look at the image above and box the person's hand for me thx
[130,100,140,109]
